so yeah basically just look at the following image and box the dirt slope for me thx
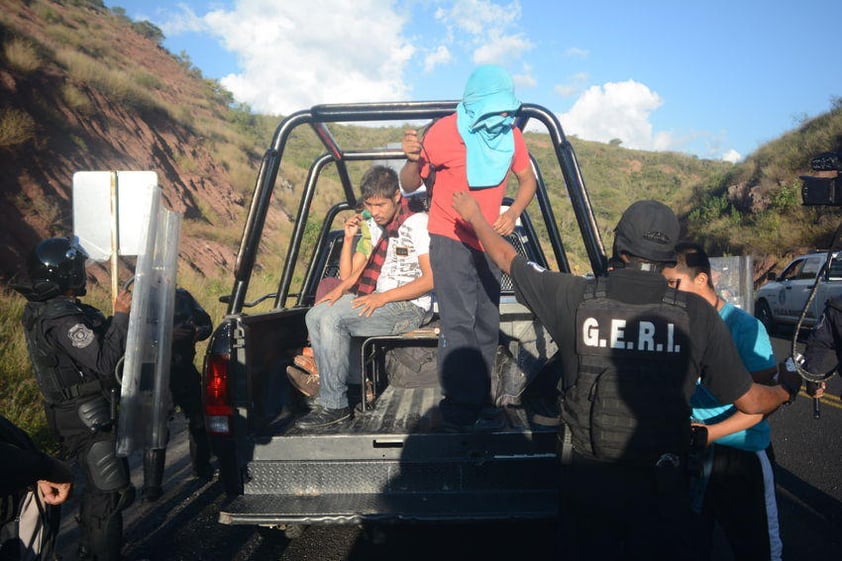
[0,0,247,285]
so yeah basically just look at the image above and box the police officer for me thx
[802,295,842,399]
[451,195,801,561]
[13,237,134,561]
[142,288,213,501]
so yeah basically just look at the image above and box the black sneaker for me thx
[295,405,351,429]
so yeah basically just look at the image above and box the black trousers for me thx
[557,452,700,561]
[46,399,132,561]
[169,362,211,473]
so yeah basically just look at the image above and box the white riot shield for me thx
[710,256,754,314]
[116,192,181,457]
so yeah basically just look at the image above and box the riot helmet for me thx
[27,237,88,298]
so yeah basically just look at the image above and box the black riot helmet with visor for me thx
[27,236,89,300]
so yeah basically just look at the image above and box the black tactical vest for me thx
[21,298,102,402]
[563,277,692,465]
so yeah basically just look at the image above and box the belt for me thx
[44,380,104,403]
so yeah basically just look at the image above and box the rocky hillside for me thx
[3,0,838,293]
[0,0,254,286]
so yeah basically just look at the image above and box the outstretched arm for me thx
[451,191,517,275]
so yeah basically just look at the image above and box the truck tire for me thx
[755,299,776,336]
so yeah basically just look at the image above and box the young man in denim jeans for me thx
[293,165,434,429]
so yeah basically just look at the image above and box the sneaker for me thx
[293,353,318,375]
[286,365,320,397]
[295,405,351,429]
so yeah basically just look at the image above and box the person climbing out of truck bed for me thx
[399,64,537,431]
[291,165,435,429]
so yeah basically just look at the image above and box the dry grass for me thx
[0,107,37,147]
[3,37,42,73]
[54,48,163,113]
[60,83,92,113]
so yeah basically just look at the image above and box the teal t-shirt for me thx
[690,302,775,451]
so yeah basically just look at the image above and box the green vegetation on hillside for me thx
[1,0,840,442]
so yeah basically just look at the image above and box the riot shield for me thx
[710,255,754,314]
[117,190,181,457]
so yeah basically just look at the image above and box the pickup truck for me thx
[201,101,608,534]
[754,251,842,334]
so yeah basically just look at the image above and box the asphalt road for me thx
[54,335,842,560]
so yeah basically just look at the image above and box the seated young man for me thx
[294,165,434,429]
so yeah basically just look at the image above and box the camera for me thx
[801,151,842,206]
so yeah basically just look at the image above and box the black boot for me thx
[142,448,166,502]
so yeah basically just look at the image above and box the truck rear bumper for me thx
[219,490,558,526]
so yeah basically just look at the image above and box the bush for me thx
[0,107,36,147]
[3,37,42,73]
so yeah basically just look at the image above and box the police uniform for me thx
[170,289,212,475]
[15,237,133,561]
[143,288,213,499]
[21,295,133,561]
[509,257,754,560]
[803,295,842,384]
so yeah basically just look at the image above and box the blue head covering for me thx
[456,65,522,188]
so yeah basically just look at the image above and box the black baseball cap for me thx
[613,200,679,263]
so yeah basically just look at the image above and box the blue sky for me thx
[104,0,841,163]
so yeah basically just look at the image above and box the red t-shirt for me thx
[419,113,530,250]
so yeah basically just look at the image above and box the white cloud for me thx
[200,0,414,115]
[721,149,741,163]
[554,72,589,98]
[434,0,532,67]
[513,64,536,89]
[157,4,206,34]
[473,33,533,65]
[424,46,452,73]
[564,47,589,58]
[436,0,521,37]
[560,80,673,151]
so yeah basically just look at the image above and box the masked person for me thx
[400,64,537,431]
[12,237,134,561]
[450,195,801,561]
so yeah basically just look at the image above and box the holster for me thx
[77,396,113,433]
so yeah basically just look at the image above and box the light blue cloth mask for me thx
[455,65,521,188]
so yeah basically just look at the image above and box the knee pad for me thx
[85,440,129,492]
[77,397,112,432]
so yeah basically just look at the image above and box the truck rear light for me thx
[205,352,234,434]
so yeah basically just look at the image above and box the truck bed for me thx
[221,385,561,525]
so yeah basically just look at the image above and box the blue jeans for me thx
[305,294,427,409]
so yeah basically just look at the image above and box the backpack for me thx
[0,417,60,561]
[384,343,438,389]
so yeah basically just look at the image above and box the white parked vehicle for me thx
[754,251,842,334]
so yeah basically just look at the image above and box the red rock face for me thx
[0,1,250,285]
